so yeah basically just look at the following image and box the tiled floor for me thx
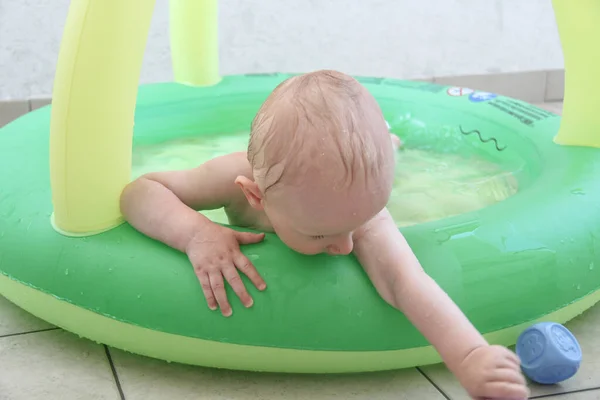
[3,101,600,400]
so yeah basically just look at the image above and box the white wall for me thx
[0,0,564,100]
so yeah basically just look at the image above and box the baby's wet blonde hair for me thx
[248,70,394,195]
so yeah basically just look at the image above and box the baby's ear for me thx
[234,176,264,210]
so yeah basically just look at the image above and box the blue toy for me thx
[516,322,582,384]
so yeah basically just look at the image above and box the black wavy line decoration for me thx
[459,125,507,152]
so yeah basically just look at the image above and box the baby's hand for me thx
[186,223,266,317]
[456,345,529,400]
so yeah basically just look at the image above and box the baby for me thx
[121,70,528,400]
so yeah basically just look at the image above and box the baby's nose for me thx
[326,235,354,255]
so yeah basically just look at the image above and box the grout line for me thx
[530,386,600,399]
[541,70,549,103]
[104,345,126,400]
[0,326,59,339]
[416,367,451,400]
[543,70,552,103]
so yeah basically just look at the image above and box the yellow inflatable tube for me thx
[49,0,220,237]
[49,0,156,235]
[170,0,220,86]
[553,0,600,148]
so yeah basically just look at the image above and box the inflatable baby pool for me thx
[1,0,600,373]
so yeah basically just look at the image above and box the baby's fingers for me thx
[222,265,254,308]
[209,271,232,317]
[488,367,527,386]
[234,231,265,245]
[481,381,529,400]
[196,270,217,311]
[504,351,522,368]
[490,345,522,368]
[234,253,267,291]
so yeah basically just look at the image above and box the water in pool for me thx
[132,132,517,227]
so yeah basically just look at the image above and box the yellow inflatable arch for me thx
[49,0,220,236]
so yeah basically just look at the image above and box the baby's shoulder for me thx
[206,151,252,179]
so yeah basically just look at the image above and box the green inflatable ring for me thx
[1,74,600,373]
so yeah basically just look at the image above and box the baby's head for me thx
[235,70,395,255]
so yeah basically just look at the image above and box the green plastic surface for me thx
[1,75,600,371]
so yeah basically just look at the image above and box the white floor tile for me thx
[110,348,446,400]
[535,389,600,399]
[0,295,54,336]
[0,330,121,400]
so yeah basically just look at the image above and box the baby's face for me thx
[262,177,390,256]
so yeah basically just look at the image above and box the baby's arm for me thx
[352,209,528,400]
[121,153,247,249]
[120,152,266,316]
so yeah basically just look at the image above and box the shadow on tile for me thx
[0,100,29,128]
[110,348,447,400]
[545,71,565,102]
[29,97,52,111]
